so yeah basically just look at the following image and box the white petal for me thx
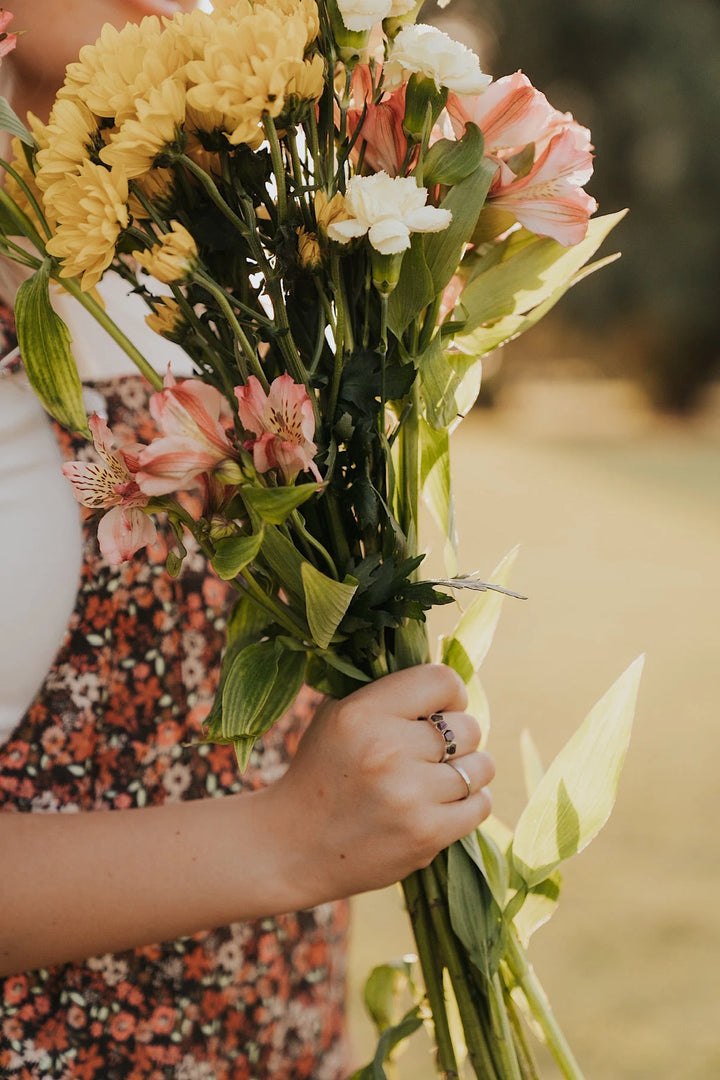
[404,206,453,234]
[327,218,369,243]
[368,219,411,254]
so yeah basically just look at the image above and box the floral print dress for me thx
[0,309,349,1080]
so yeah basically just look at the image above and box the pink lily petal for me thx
[447,72,555,154]
[97,505,157,565]
[136,435,229,496]
[149,371,234,458]
[490,129,597,245]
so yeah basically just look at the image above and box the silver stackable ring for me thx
[446,761,472,800]
[428,712,457,763]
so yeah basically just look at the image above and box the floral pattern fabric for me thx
[0,329,349,1079]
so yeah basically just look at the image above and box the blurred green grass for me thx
[347,391,720,1079]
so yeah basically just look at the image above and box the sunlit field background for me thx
[346,375,720,1079]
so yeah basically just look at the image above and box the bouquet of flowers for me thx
[0,2,642,1076]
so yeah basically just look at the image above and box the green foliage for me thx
[14,263,89,436]
[512,655,644,888]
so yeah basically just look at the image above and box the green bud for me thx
[371,250,404,296]
[403,74,448,142]
[326,0,370,64]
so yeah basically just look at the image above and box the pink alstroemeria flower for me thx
[0,10,18,61]
[447,72,596,245]
[447,72,556,157]
[235,374,321,484]
[346,65,411,177]
[62,414,156,566]
[136,370,237,496]
[489,127,598,246]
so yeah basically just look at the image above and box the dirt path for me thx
[349,405,720,1079]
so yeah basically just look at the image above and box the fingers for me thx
[416,710,481,763]
[435,751,496,804]
[347,664,468,722]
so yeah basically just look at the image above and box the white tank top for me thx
[0,275,194,743]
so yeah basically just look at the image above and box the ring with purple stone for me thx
[429,712,457,763]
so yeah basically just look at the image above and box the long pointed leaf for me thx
[441,546,520,680]
[513,655,644,888]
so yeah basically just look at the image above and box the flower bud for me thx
[403,74,448,142]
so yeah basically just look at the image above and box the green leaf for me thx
[349,1004,425,1080]
[221,640,306,769]
[512,869,562,947]
[420,418,458,576]
[211,528,264,580]
[301,563,358,650]
[423,158,497,296]
[441,546,520,680]
[423,122,485,187]
[512,655,644,888]
[448,838,506,979]
[418,333,480,430]
[520,729,545,799]
[257,525,306,606]
[363,962,414,1034]
[457,210,626,337]
[0,96,35,146]
[452,251,621,360]
[15,262,89,435]
[242,482,320,525]
[387,233,435,339]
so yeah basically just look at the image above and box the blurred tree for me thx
[425,0,720,412]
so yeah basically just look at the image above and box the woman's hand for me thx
[261,664,495,909]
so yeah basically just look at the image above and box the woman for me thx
[0,3,495,1077]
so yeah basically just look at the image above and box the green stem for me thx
[422,861,501,1080]
[174,153,250,237]
[402,874,460,1080]
[263,113,288,225]
[504,928,587,1080]
[58,277,163,389]
[194,269,269,391]
[290,509,338,580]
[502,979,541,1080]
[328,250,347,420]
[489,973,524,1080]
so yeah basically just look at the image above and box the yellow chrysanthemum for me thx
[44,162,129,291]
[128,168,176,220]
[297,226,322,269]
[100,78,186,179]
[315,190,349,236]
[59,19,165,122]
[134,221,198,284]
[184,6,313,146]
[35,97,98,208]
[145,296,185,338]
[262,0,320,47]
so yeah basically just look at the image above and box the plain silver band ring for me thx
[446,761,472,800]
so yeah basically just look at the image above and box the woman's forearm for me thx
[0,666,496,978]
[0,788,305,977]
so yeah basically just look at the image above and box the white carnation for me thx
[384,24,492,95]
[327,172,452,255]
[336,0,393,32]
